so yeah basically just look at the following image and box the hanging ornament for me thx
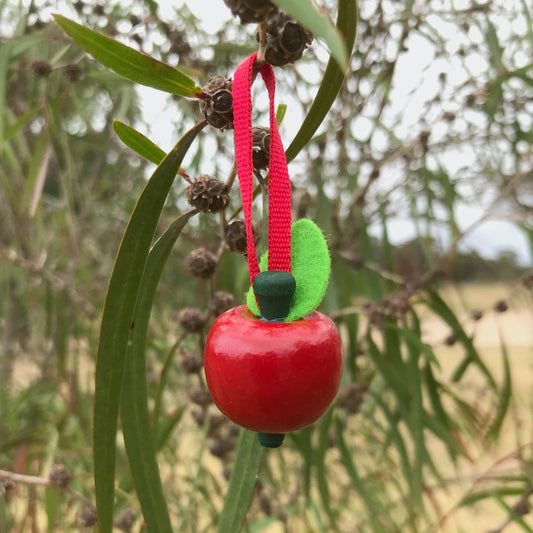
[204,53,343,448]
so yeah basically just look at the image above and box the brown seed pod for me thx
[444,333,457,346]
[223,0,278,23]
[224,220,260,254]
[48,464,71,489]
[177,308,206,333]
[199,75,234,130]
[209,438,235,459]
[186,175,230,213]
[209,291,236,317]
[79,505,98,528]
[189,386,213,408]
[0,475,15,500]
[65,63,83,82]
[114,510,137,533]
[470,309,483,321]
[494,300,508,313]
[185,248,217,279]
[32,60,52,77]
[252,126,270,170]
[224,220,247,253]
[179,351,204,374]
[260,13,313,67]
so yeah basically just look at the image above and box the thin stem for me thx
[0,469,93,507]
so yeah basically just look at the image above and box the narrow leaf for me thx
[53,15,202,96]
[316,409,337,528]
[93,121,206,533]
[272,0,348,70]
[335,419,391,529]
[487,333,512,440]
[424,289,496,389]
[285,0,358,162]
[217,430,261,533]
[121,213,194,532]
[113,120,166,165]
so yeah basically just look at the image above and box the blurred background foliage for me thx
[0,0,532,531]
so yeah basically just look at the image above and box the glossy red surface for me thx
[204,305,343,433]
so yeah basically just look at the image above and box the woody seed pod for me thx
[186,175,229,213]
[223,0,278,23]
[209,291,236,316]
[199,75,234,130]
[260,13,313,67]
[252,126,270,170]
[48,464,71,488]
[177,308,206,333]
[185,248,217,279]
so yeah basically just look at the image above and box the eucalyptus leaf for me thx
[113,121,166,165]
[54,15,202,97]
[121,213,194,533]
[93,121,206,533]
[216,430,261,533]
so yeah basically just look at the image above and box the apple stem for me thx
[253,270,296,322]
[253,270,296,448]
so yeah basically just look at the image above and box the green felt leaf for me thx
[54,15,202,97]
[247,219,330,321]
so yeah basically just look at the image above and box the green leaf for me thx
[316,409,337,528]
[272,0,348,71]
[246,219,331,321]
[113,121,166,165]
[401,326,424,507]
[386,322,440,368]
[53,15,202,97]
[285,0,358,162]
[423,289,496,389]
[487,334,512,440]
[93,120,206,533]
[120,212,194,533]
[216,430,261,533]
[485,19,505,74]
[335,419,392,529]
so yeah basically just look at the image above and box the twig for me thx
[0,469,93,507]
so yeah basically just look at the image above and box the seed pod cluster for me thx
[224,220,260,254]
[223,0,277,23]
[224,220,248,253]
[186,175,229,213]
[48,464,71,489]
[180,351,204,374]
[260,12,313,67]
[252,126,270,169]
[79,506,98,528]
[199,75,234,130]
[185,248,217,279]
[114,510,137,533]
[177,307,206,333]
[209,291,236,316]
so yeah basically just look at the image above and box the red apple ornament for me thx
[204,271,343,448]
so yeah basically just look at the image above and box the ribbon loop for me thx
[233,53,292,284]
